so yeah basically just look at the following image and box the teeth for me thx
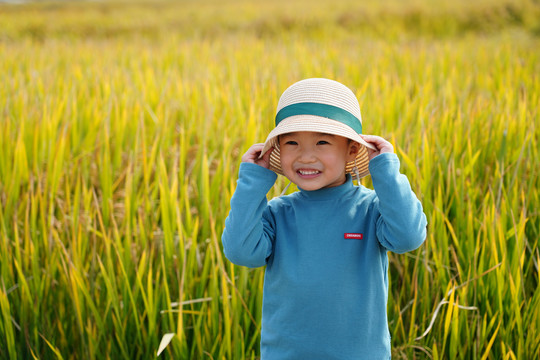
[298,170,320,175]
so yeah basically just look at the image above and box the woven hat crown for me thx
[276,78,362,127]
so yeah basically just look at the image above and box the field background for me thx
[0,0,539,359]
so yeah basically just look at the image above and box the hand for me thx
[241,143,273,169]
[360,135,394,161]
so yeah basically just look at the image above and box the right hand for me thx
[359,135,394,161]
[241,143,273,169]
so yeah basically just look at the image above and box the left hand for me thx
[360,135,394,161]
[241,143,273,169]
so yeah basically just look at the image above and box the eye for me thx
[284,140,298,145]
[317,140,330,145]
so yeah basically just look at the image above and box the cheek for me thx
[279,144,297,158]
[322,151,347,165]
[278,149,292,168]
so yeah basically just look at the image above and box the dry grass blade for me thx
[156,333,175,357]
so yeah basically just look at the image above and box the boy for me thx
[221,78,427,359]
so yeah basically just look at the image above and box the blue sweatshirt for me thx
[222,153,427,359]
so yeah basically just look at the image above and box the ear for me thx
[346,141,361,162]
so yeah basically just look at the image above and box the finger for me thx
[256,144,271,159]
[251,143,265,151]
[249,144,265,157]
[359,134,381,150]
[360,134,383,145]
[255,147,273,168]
[360,135,392,152]
[242,143,265,163]
[261,147,273,162]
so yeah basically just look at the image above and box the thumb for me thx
[256,147,273,168]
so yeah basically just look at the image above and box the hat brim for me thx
[259,115,376,178]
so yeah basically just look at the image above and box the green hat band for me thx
[275,102,362,134]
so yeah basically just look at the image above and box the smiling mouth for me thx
[297,169,321,176]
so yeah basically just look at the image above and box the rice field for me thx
[0,0,539,359]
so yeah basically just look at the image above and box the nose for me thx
[297,146,317,163]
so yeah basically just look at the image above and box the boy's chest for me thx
[271,202,381,271]
[267,201,386,292]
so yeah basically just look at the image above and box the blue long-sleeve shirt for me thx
[222,153,427,359]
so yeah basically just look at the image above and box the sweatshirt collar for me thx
[297,174,355,201]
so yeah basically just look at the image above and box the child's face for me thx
[278,132,359,191]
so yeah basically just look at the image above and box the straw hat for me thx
[260,78,375,178]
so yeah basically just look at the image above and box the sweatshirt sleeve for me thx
[369,153,427,254]
[221,162,278,268]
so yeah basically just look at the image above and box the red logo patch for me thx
[344,233,363,240]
